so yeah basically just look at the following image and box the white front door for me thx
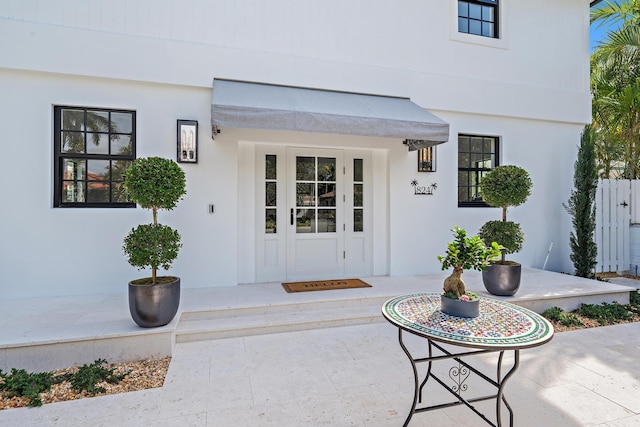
[254,145,372,282]
[286,148,345,280]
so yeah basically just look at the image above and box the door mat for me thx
[282,278,372,293]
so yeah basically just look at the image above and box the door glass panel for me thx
[295,155,337,234]
[296,209,315,233]
[266,154,277,180]
[296,157,315,180]
[353,184,363,207]
[318,183,336,206]
[353,158,364,232]
[354,209,363,232]
[354,159,363,182]
[265,154,278,234]
[296,183,315,206]
[265,182,277,206]
[265,208,277,234]
[318,209,336,232]
[317,157,335,181]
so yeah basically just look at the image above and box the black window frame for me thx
[458,0,499,39]
[53,106,136,208]
[458,134,500,207]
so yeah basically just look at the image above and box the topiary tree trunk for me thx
[564,125,598,278]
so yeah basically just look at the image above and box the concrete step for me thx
[175,296,392,343]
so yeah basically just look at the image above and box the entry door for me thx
[287,148,345,280]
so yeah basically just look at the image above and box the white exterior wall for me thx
[0,0,591,300]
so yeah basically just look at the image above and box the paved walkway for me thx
[1,320,639,426]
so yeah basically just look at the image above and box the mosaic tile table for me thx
[382,293,554,427]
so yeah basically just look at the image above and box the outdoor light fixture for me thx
[177,119,198,163]
[418,146,435,172]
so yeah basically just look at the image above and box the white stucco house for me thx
[0,1,593,301]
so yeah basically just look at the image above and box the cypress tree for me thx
[564,125,599,277]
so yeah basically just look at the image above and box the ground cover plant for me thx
[0,358,169,410]
[542,290,640,331]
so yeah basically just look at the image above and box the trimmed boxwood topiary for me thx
[478,165,532,263]
[122,157,186,284]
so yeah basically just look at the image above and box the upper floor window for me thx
[53,106,136,207]
[458,0,498,39]
[458,134,499,207]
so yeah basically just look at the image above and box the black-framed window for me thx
[458,134,499,207]
[54,106,136,208]
[458,0,498,38]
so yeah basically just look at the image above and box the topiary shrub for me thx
[478,165,532,263]
[122,157,186,284]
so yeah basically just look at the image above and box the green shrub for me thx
[0,369,56,407]
[58,359,128,395]
[576,302,632,325]
[541,306,584,327]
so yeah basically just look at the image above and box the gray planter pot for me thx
[482,264,521,296]
[440,295,480,318]
[128,277,180,328]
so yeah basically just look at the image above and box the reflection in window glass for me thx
[111,134,132,155]
[458,134,499,206]
[265,182,277,207]
[354,210,363,232]
[354,184,363,207]
[54,106,135,207]
[296,157,315,181]
[318,183,336,206]
[353,158,364,232]
[265,154,278,234]
[295,155,337,234]
[458,0,497,39]
[317,157,335,181]
[296,183,316,206]
[354,159,363,182]
[265,209,277,234]
[87,181,110,203]
[296,209,315,233]
[266,154,277,180]
[318,209,336,232]
[86,133,109,154]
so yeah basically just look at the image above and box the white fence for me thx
[595,179,637,273]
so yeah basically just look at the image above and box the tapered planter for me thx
[128,277,181,328]
[440,295,480,318]
[482,264,521,296]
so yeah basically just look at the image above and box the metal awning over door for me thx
[211,79,449,149]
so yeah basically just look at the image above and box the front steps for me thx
[175,296,391,343]
[2,270,636,372]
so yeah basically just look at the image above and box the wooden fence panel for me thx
[595,179,631,273]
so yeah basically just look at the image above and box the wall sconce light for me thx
[177,119,198,164]
[418,146,435,172]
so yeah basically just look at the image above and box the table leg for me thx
[397,328,418,427]
[496,350,519,427]
[418,339,434,404]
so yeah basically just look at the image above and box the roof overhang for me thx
[211,79,449,150]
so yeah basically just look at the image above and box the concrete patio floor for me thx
[1,269,639,426]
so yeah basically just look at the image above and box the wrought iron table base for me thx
[398,328,520,427]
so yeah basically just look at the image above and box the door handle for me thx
[290,208,294,225]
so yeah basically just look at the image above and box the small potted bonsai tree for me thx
[437,227,503,317]
[123,157,187,327]
[478,165,532,296]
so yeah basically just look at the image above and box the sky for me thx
[590,3,623,51]
[591,22,617,51]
